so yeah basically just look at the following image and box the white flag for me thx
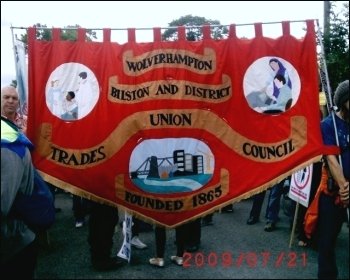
[14,39,28,114]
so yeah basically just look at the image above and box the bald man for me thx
[1,86,27,134]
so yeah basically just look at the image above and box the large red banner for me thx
[27,21,323,227]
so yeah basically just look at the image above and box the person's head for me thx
[66,91,75,100]
[1,86,20,119]
[269,58,287,74]
[79,72,87,80]
[273,74,286,88]
[334,80,349,122]
[269,58,280,71]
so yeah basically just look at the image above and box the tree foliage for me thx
[323,1,349,92]
[162,15,228,41]
[20,23,97,44]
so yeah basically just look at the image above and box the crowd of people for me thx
[1,80,349,279]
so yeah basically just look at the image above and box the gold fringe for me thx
[37,155,322,229]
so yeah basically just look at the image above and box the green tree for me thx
[323,1,349,92]
[19,23,97,45]
[162,15,228,41]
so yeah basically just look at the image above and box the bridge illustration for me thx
[130,149,204,179]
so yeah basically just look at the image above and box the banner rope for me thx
[10,19,315,31]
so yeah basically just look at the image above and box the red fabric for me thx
[27,22,324,227]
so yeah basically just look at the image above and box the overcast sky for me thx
[1,1,346,87]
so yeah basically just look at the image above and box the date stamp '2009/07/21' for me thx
[182,251,307,268]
